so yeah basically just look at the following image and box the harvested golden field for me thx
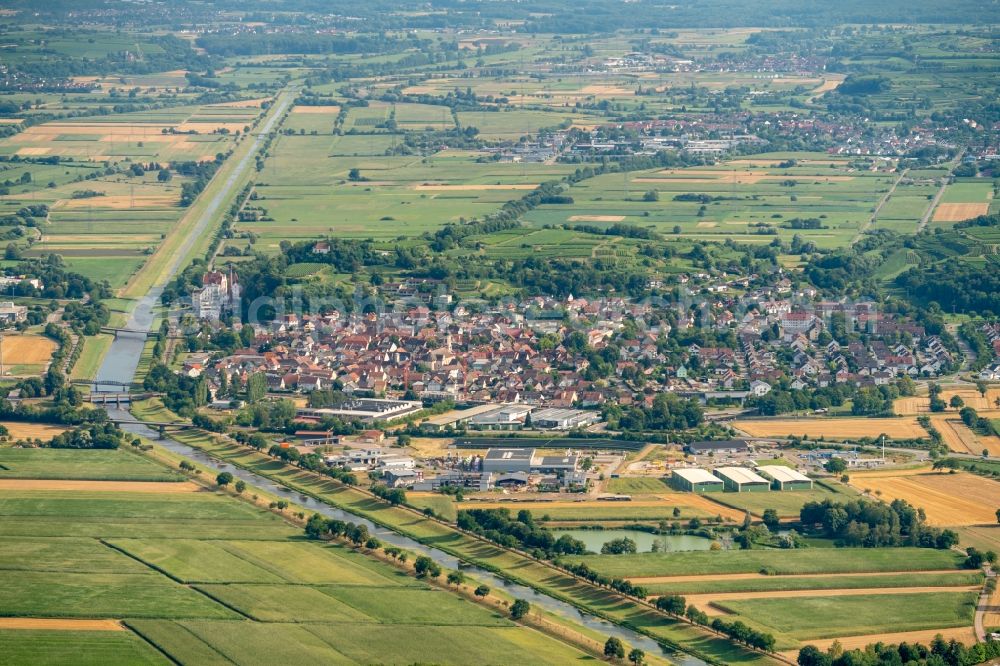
[0,479,200,493]
[895,388,1000,415]
[567,215,625,222]
[933,202,990,222]
[847,471,1000,526]
[292,105,341,114]
[58,195,179,210]
[412,183,540,191]
[811,76,846,95]
[579,85,635,96]
[930,415,1000,456]
[0,422,69,439]
[0,618,124,631]
[733,417,926,440]
[0,334,57,366]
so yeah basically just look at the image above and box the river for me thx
[88,89,706,666]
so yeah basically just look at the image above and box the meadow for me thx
[641,571,984,596]
[716,591,977,641]
[0,448,183,481]
[0,445,599,665]
[564,547,963,578]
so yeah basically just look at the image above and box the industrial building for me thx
[418,404,503,432]
[671,468,725,493]
[470,405,533,430]
[529,408,600,430]
[757,466,814,490]
[685,440,751,456]
[482,448,535,473]
[298,398,423,423]
[481,448,580,475]
[713,467,770,492]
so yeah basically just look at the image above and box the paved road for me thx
[917,148,966,233]
[852,168,908,244]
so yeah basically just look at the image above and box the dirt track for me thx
[0,618,124,631]
[778,627,976,659]
[0,479,199,493]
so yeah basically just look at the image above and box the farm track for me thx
[776,627,978,661]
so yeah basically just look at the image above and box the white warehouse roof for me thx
[757,466,811,483]
[714,467,769,485]
[673,468,723,484]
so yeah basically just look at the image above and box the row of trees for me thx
[457,508,587,559]
[798,635,1000,666]
[653,593,775,652]
[47,423,130,450]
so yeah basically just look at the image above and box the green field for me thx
[606,477,672,493]
[643,571,983,596]
[565,547,964,578]
[0,446,598,665]
[717,592,977,640]
[533,504,715,522]
[143,418,770,664]
[0,448,182,481]
[0,630,169,666]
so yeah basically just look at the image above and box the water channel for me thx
[89,89,708,666]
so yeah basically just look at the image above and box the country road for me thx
[852,168,908,244]
[917,147,967,232]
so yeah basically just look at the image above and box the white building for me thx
[192,268,241,321]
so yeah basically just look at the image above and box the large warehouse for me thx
[671,468,725,493]
[713,467,770,492]
[757,466,814,490]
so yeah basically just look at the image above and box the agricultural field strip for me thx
[150,428,768,664]
[565,547,964,578]
[0,450,599,666]
[636,571,983,595]
[713,592,978,641]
